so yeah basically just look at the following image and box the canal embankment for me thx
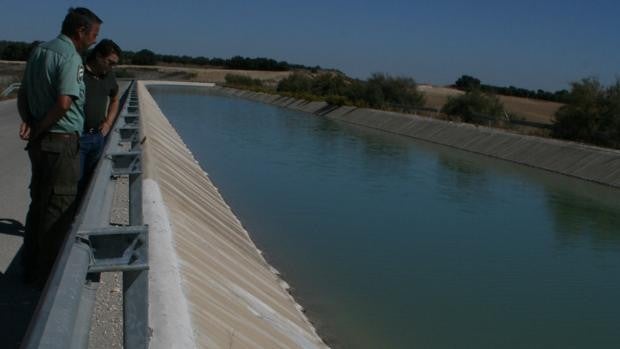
[138,81,327,348]
[213,87,620,188]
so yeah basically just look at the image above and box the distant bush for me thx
[441,89,505,122]
[225,74,263,87]
[552,78,620,148]
[364,73,425,109]
[311,74,348,97]
[276,73,314,93]
[277,72,425,110]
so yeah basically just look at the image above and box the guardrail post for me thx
[124,169,149,348]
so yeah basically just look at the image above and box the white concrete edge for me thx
[143,178,197,349]
[138,80,328,347]
[142,80,216,87]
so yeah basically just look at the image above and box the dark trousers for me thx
[23,133,79,287]
[78,130,105,194]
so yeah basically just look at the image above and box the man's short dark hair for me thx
[87,39,122,62]
[61,7,102,37]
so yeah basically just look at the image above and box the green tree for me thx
[454,75,481,91]
[131,49,157,65]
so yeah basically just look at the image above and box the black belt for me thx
[85,128,100,134]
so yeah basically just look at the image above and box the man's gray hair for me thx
[61,7,102,37]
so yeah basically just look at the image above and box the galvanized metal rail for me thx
[1,82,21,97]
[21,81,150,348]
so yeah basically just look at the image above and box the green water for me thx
[150,86,620,349]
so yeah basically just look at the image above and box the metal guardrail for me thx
[21,81,150,348]
[1,82,21,97]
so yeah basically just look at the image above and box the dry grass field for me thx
[419,84,562,125]
[115,64,292,87]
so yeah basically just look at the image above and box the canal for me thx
[149,85,620,349]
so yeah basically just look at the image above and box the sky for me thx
[1,0,618,91]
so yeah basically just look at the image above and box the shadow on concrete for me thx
[0,219,40,349]
[0,218,26,238]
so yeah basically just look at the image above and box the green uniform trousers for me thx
[23,133,80,287]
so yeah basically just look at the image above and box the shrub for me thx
[311,74,347,97]
[365,73,425,109]
[225,74,263,87]
[277,73,313,93]
[552,78,620,147]
[441,89,504,122]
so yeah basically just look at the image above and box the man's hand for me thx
[19,122,30,140]
[99,122,111,137]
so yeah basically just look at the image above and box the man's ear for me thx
[76,26,87,38]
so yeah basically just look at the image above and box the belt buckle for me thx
[88,128,97,134]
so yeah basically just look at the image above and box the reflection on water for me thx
[546,189,620,247]
[150,86,620,349]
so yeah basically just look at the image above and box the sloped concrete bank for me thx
[138,81,327,348]
[213,86,620,188]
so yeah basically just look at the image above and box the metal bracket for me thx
[122,114,139,126]
[78,226,148,273]
[118,126,140,145]
[108,151,142,175]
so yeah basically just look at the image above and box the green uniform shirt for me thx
[21,34,85,133]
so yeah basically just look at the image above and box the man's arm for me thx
[29,95,73,141]
[17,87,31,123]
[17,88,32,140]
[99,94,119,137]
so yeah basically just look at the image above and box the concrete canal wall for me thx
[138,81,327,348]
[214,87,620,188]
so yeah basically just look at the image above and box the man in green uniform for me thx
[79,39,121,193]
[17,7,102,287]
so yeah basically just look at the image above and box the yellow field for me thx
[419,84,563,125]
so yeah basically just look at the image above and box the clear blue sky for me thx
[2,0,618,91]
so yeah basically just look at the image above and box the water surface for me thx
[150,86,620,349]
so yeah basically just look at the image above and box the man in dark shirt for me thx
[79,39,121,192]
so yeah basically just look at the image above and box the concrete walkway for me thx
[0,99,40,349]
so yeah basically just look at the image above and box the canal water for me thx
[149,86,620,349]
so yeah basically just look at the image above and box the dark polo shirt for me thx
[83,67,119,131]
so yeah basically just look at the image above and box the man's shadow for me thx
[0,218,41,349]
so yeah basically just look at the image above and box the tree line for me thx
[0,40,322,72]
[454,75,570,103]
